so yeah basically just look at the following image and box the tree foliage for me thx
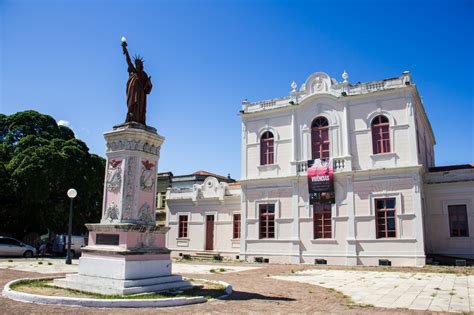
[0,110,105,238]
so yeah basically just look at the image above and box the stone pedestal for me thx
[55,123,191,295]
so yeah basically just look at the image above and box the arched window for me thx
[371,115,391,154]
[311,117,330,160]
[260,131,274,165]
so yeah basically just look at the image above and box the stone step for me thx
[62,273,185,288]
[192,252,222,260]
[123,280,193,295]
[54,274,193,295]
[194,251,220,256]
[193,255,216,260]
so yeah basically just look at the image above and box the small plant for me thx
[38,261,43,265]
[449,291,456,296]
[209,269,216,273]
[431,292,437,297]
[434,287,440,290]
[219,268,226,272]
[291,269,295,274]
[48,262,53,266]
[7,259,13,263]
[319,282,325,284]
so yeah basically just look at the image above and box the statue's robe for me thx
[125,67,152,125]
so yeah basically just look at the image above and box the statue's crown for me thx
[133,54,144,64]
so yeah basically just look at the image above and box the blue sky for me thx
[1,0,473,178]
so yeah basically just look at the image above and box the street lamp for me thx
[65,188,77,265]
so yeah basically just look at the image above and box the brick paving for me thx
[0,262,450,314]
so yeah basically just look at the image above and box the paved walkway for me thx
[1,264,430,314]
[172,262,259,274]
[274,269,474,313]
[0,258,258,275]
[0,258,78,274]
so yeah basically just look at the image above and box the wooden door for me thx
[205,215,214,251]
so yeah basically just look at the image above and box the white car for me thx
[0,237,37,258]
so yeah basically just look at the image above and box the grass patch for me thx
[11,278,226,300]
[47,262,52,266]
[431,292,437,297]
[8,259,13,263]
[325,287,373,309]
[37,262,43,265]
[209,268,226,273]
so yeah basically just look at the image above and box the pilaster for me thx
[412,171,426,266]
[240,184,248,260]
[346,174,357,265]
[291,179,301,263]
[406,92,419,166]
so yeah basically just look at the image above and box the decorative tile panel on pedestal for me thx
[101,124,163,225]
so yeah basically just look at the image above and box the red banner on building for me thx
[307,159,335,204]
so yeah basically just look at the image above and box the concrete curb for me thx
[2,276,232,308]
[191,278,233,299]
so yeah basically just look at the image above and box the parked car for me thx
[52,234,86,258]
[0,237,37,258]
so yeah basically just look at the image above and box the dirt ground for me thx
[0,262,455,314]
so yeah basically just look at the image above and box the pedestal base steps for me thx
[53,223,192,295]
[53,252,193,295]
[54,274,192,295]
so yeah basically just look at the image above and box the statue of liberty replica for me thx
[121,37,152,125]
[53,38,191,295]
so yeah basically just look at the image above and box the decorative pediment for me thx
[300,72,338,95]
[192,176,227,201]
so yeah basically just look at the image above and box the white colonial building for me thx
[166,176,241,257]
[166,71,473,266]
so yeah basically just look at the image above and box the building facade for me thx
[156,172,173,226]
[166,71,473,266]
[166,176,241,257]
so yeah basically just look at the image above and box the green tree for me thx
[0,110,105,239]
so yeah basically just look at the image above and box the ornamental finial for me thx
[342,70,349,83]
[291,81,297,92]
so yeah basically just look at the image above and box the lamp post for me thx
[65,188,77,265]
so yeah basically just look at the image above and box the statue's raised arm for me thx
[122,40,135,73]
[120,37,153,125]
